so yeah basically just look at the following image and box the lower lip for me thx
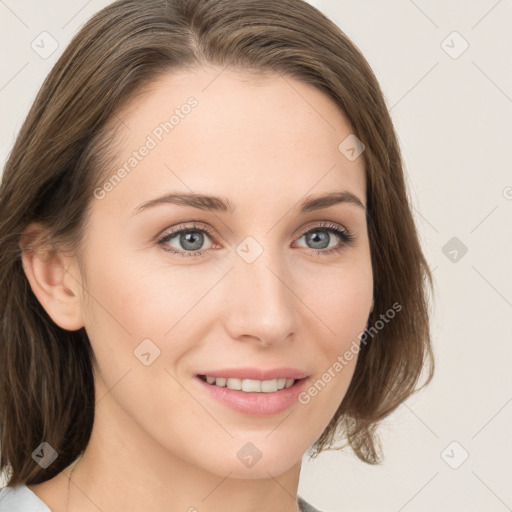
[195,376,309,416]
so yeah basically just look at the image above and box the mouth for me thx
[194,369,310,416]
[197,374,297,393]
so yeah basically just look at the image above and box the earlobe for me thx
[20,231,85,332]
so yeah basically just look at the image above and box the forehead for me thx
[97,66,366,213]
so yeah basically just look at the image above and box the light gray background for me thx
[1,1,511,511]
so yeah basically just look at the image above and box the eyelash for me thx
[156,221,355,258]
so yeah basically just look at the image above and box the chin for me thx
[210,453,302,480]
[203,433,308,479]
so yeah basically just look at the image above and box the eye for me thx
[157,222,215,257]
[295,222,355,255]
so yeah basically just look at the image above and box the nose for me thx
[222,244,298,348]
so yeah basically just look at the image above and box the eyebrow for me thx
[131,190,365,216]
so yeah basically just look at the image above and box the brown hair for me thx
[0,0,434,486]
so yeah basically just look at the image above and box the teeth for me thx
[226,378,242,390]
[203,376,296,392]
[260,379,277,392]
[242,379,261,392]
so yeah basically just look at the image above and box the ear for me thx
[20,224,85,331]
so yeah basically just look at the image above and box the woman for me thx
[0,0,434,510]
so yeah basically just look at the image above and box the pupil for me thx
[182,231,203,250]
[308,230,328,249]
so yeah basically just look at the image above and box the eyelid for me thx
[157,221,217,246]
[297,220,349,237]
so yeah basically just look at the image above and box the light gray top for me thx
[0,484,322,511]
[0,485,50,511]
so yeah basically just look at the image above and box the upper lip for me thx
[197,367,309,381]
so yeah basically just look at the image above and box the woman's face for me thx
[75,66,373,478]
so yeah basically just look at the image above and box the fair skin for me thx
[23,66,373,512]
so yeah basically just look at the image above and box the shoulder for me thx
[0,485,51,512]
[298,495,324,512]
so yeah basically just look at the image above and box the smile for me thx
[194,367,309,415]
[198,375,296,392]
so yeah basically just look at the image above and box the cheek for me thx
[296,273,370,425]
[306,259,373,345]
[298,256,372,401]
[80,246,220,385]
[82,247,192,334]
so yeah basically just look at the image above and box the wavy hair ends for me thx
[0,0,434,485]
